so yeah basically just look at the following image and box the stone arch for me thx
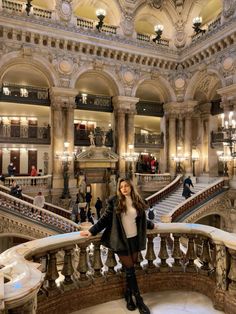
[0,52,59,87]
[133,75,176,102]
[185,69,223,101]
[72,67,122,96]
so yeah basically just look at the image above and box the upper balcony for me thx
[0,84,50,106]
[0,124,51,144]
[1,0,235,71]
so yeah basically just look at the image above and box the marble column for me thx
[184,113,192,174]
[168,114,177,176]
[50,87,77,190]
[112,96,139,178]
[117,109,126,177]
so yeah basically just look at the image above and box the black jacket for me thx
[89,196,154,253]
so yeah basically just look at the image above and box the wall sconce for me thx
[153,24,164,43]
[26,0,33,16]
[96,9,106,31]
[193,17,206,35]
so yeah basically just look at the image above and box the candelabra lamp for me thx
[96,9,106,31]
[172,152,189,174]
[153,24,164,43]
[60,142,73,199]
[217,151,232,176]
[193,17,206,35]
[220,112,236,158]
[121,144,139,180]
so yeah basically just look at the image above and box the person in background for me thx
[81,178,155,314]
[33,191,45,208]
[182,183,194,199]
[30,165,38,186]
[85,191,92,208]
[95,197,103,219]
[0,173,5,184]
[10,181,22,199]
[8,162,15,177]
[183,176,194,188]
[147,205,155,221]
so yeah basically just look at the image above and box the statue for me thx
[88,131,95,146]
[102,131,107,147]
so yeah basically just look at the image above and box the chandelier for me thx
[220,112,236,158]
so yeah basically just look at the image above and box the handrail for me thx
[4,175,52,189]
[0,184,72,220]
[0,223,236,312]
[164,178,226,222]
[0,191,80,233]
[145,174,183,206]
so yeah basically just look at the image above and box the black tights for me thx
[118,252,138,268]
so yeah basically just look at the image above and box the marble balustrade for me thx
[0,223,236,313]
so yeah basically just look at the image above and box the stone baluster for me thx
[199,237,211,273]
[45,250,60,295]
[172,234,182,271]
[105,249,117,275]
[145,234,156,270]
[9,295,37,314]
[93,239,103,278]
[158,234,169,271]
[77,243,89,282]
[61,246,75,285]
[228,249,236,295]
[185,235,197,272]
[213,244,227,311]
[136,251,143,271]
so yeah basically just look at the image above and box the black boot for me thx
[134,292,150,314]
[125,267,150,314]
[124,288,136,311]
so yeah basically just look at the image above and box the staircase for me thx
[152,182,209,222]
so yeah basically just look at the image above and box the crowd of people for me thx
[136,154,159,174]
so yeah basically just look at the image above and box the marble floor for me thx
[71,290,225,314]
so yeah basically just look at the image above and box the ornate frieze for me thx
[0,213,55,239]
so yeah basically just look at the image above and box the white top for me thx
[121,195,137,238]
[33,195,45,208]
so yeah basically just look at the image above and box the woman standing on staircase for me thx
[80,178,155,314]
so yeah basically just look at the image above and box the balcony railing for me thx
[192,16,222,43]
[0,84,50,105]
[137,33,170,47]
[146,174,183,207]
[136,100,164,117]
[134,132,164,148]
[74,127,113,147]
[164,178,226,222]
[211,130,225,148]
[76,17,118,34]
[136,173,171,192]
[75,94,113,112]
[0,190,79,233]
[0,125,51,144]
[0,223,236,313]
[0,184,72,220]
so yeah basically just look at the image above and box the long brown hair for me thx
[116,178,147,215]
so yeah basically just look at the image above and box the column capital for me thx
[217,84,236,99]
[164,101,196,116]
[50,87,77,110]
[112,96,139,114]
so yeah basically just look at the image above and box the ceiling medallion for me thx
[149,0,164,9]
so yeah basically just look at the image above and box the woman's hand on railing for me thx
[80,230,92,237]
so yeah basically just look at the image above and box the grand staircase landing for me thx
[71,290,224,314]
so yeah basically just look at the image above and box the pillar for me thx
[50,87,77,190]
[184,113,192,174]
[112,96,139,178]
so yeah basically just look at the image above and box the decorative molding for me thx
[0,212,55,239]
